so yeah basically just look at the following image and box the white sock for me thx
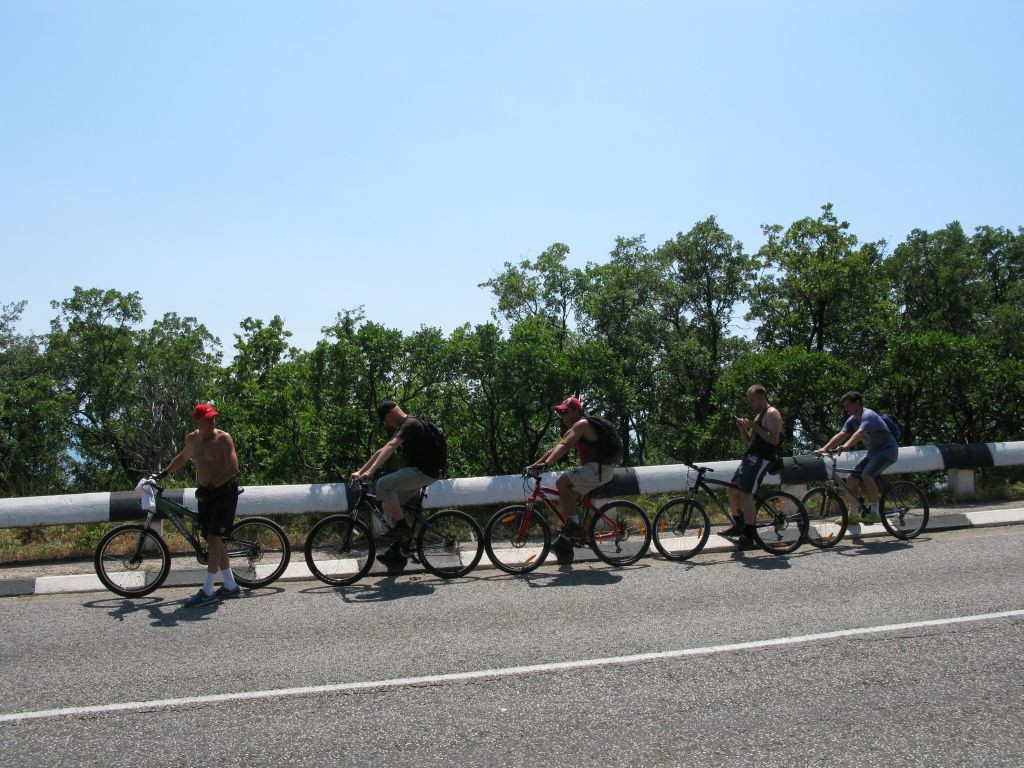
[870,502,880,515]
[203,571,216,594]
[221,568,238,590]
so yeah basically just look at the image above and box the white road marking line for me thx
[3,608,1022,724]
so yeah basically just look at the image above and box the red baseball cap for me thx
[192,403,219,420]
[554,397,583,413]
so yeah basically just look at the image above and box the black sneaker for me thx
[560,520,585,541]
[736,525,758,551]
[719,518,744,537]
[551,536,575,565]
[376,545,408,573]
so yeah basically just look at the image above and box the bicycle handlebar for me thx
[681,458,714,475]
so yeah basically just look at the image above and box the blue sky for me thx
[2,1,1022,358]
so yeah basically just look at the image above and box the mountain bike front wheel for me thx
[483,505,551,575]
[652,498,710,561]
[801,488,848,549]
[94,524,171,598]
[304,515,374,586]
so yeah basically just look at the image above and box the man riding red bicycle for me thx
[528,396,622,563]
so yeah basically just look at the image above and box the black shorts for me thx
[197,478,239,538]
[731,452,773,494]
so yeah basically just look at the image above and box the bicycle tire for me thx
[228,517,291,588]
[802,488,849,549]
[652,497,711,561]
[304,515,375,586]
[753,491,808,555]
[94,524,171,598]
[588,500,651,566]
[483,505,551,575]
[416,508,484,578]
[880,480,929,539]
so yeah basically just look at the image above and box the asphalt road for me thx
[1,526,1022,767]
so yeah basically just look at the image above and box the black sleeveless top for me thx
[749,409,779,460]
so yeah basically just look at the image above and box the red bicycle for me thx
[483,469,652,574]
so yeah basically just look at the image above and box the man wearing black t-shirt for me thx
[353,401,440,562]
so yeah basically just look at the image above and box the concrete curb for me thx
[3,507,1023,598]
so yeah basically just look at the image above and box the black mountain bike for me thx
[652,460,809,559]
[303,479,483,585]
[94,477,291,598]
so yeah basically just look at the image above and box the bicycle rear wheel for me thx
[652,498,710,561]
[880,480,929,539]
[228,517,291,588]
[588,500,651,566]
[416,509,484,578]
[484,505,550,575]
[802,488,848,549]
[753,491,808,555]
[94,524,171,598]
[304,515,374,586]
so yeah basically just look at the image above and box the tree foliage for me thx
[3,208,1020,496]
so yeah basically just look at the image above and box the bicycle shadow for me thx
[83,586,284,627]
[729,549,794,571]
[84,595,220,627]
[520,563,630,589]
[836,537,919,557]
[302,575,437,604]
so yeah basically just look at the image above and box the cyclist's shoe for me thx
[382,519,411,541]
[735,525,758,551]
[559,520,585,542]
[376,545,408,573]
[215,585,242,599]
[184,588,218,607]
[551,537,575,565]
[861,511,882,525]
[719,518,744,537]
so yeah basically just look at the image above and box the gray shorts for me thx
[375,467,435,511]
[566,462,615,496]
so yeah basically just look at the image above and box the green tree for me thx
[0,302,73,496]
[748,203,893,360]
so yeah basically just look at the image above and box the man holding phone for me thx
[723,385,783,549]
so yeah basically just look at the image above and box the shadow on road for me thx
[83,586,285,627]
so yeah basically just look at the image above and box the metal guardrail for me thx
[1,442,1021,528]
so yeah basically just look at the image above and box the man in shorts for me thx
[528,396,618,562]
[724,385,783,549]
[815,391,899,524]
[158,403,241,606]
[352,401,443,570]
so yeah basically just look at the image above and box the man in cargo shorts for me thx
[352,401,443,570]
[528,396,618,564]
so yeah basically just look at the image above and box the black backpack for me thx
[416,417,449,478]
[585,415,623,464]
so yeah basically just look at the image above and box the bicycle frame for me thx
[517,475,601,540]
[819,451,894,510]
[135,484,208,562]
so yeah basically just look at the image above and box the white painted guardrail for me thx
[1,442,1021,528]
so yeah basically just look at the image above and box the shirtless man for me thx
[158,403,241,606]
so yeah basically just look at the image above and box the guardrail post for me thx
[948,468,976,500]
